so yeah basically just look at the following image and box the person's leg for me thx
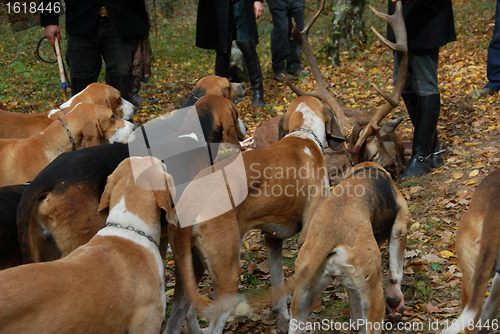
[469,0,500,98]
[285,0,305,75]
[66,32,101,95]
[268,0,292,80]
[215,4,234,78]
[486,0,500,92]
[100,17,137,102]
[399,48,442,179]
[234,0,264,107]
[395,50,443,170]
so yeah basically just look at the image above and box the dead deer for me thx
[279,0,408,179]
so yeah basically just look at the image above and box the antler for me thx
[349,1,408,153]
[282,0,352,140]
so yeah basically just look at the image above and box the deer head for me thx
[283,0,408,164]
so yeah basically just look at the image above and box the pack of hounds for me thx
[0,4,498,334]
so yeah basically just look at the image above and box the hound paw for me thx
[277,311,290,333]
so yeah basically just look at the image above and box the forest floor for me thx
[1,0,500,332]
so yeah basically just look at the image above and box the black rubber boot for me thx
[402,93,444,170]
[237,40,264,108]
[131,77,159,108]
[215,50,231,78]
[400,93,441,179]
[70,75,98,95]
[107,73,133,103]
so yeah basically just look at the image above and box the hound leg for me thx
[202,244,240,333]
[191,216,241,334]
[165,230,205,334]
[289,273,332,334]
[265,234,290,333]
[385,196,408,321]
[478,273,500,334]
[346,287,367,334]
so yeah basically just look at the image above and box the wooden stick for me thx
[54,39,68,98]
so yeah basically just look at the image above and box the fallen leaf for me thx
[427,302,440,313]
[257,263,269,273]
[423,253,447,264]
[469,169,479,177]
[453,172,463,179]
[235,302,250,316]
[247,263,257,274]
[440,250,455,259]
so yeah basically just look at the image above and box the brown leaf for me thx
[257,263,269,273]
[426,302,440,313]
[247,263,257,274]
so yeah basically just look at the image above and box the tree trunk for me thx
[328,0,367,67]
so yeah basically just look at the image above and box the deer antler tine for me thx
[303,0,326,34]
[283,0,353,140]
[370,27,401,52]
[369,5,391,21]
[371,83,398,107]
[282,73,314,97]
[350,1,407,154]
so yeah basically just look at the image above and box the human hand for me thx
[44,25,61,47]
[254,1,264,19]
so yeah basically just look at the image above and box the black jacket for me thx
[40,0,149,38]
[196,0,261,52]
[387,0,456,50]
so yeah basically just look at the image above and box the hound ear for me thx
[98,173,117,219]
[278,114,287,140]
[82,123,101,148]
[325,108,345,150]
[325,107,345,141]
[221,102,243,146]
[155,173,177,227]
[106,86,123,117]
[221,79,231,99]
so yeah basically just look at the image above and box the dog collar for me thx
[58,117,76,150]
[105,222,159,248]
[288,127,325,153]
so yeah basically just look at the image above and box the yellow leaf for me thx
[198,296,211,303]
[440,250,455,259]
[465,179,476,186]
[165,289,175,296]
[235,302,250,316]
[469,170,479,177]
[445,178,454,184]
[167,260,175,265]
[453,172,463,179]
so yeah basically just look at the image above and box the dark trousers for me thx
[486,0,500,92]
[66,16,137,81]
[267,0,305,74]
